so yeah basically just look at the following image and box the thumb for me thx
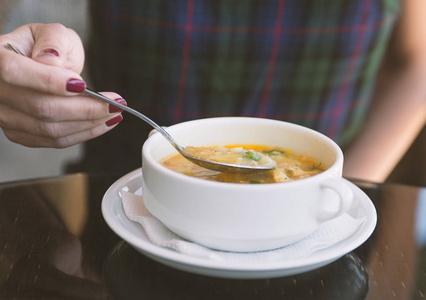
[31,23,85,74]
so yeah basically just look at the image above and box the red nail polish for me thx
[39,48,59,57]
[109,98,127,113]
[66,78,86,93]
[106,114,123,127]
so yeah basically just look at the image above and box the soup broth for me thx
[160,145,325,184]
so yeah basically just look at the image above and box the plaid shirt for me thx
[79,0,399,173]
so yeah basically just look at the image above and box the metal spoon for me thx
[83,89,276,173]
[5,43,275,173]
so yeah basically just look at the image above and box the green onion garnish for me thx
[243,151,261,161]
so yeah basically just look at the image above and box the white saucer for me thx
[102,169,377,279]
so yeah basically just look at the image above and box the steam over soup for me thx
[160,145,325,184]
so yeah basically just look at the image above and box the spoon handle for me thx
[4,43,182,153]
[4,43,24,55]
[4,44,176,145]
[83,89,180,150]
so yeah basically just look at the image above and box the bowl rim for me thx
[142,117,344,190]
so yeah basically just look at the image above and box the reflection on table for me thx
[104,241,369,299]
[0,173,424,299]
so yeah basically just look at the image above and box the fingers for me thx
[2,90,125,122]
[0,50,84,96]
[0,23,85,96]
[0,23,85,73]
[0,23,125,148]
[31,23,85,73]
[0,103,117,135]
[0,91,126,148]
[2,114,123,148]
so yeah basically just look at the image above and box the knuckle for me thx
[33,100,55,121]
[37,121,61,138]
[80,123,104,143]
[86,102,101,120]
[29,97,61,122]
[88,127,101,139]
[51,137,70,149]
[36,69,55,94]
[45,23,68,33]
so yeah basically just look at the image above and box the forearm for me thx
[343,60,426,183]
[343,0,426,183]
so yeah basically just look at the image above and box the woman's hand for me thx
[0,23,125,148]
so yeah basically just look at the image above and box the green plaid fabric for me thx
[78,0,399,173]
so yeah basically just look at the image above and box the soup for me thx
[184,145,277,168]
[160,145,325,184]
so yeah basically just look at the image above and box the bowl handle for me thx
[317,179,354,222]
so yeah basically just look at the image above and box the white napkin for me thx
[120,188,365,262]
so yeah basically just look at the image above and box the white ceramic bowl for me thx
[142,117,353,252]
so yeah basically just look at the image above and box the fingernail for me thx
[109,98,127,113]
[38,48,59,57]
[106,114,123,127]
[66,78,86,93]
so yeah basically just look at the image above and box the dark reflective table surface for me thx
[0,172,424,299]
